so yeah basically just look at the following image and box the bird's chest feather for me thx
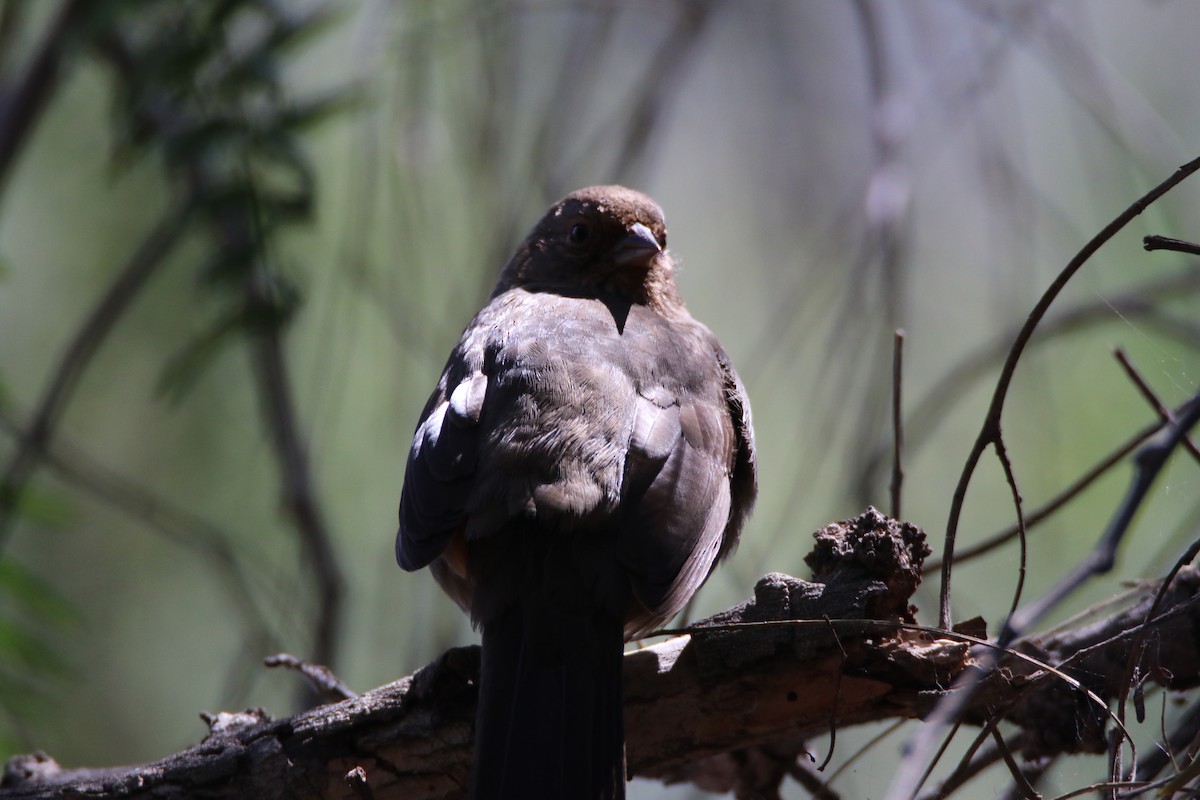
[461,290,714,529]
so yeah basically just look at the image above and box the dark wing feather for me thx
[395,369,488,571]
[716,347,758,561]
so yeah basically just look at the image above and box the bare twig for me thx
[1144,235,1200,257]
[264,653,357,702]
[1134,698,1200,784]
[992,438,1029,622]
[1003,390,1200,640]
[939,155,1200,630]
[790,760,842,800]
[1114,348,1200,464]
[891,329,906,519]
[988,721,1040,800]
[864,268,1200,495]
[919,721,996,800]
[924,409,1175,574]
[1000,757,1052,800]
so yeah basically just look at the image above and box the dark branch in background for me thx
[0,406,283,696]
[0,0,92,196]
[93,4,347,681]
[0,201,194,550]
[250,316,345,673]
[838,0,912,505]
[605,1,713,184]
[535,0,715,201]
[938,155,1200,630]
[0,1,347,697]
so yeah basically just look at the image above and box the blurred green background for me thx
[1,1,1199,797]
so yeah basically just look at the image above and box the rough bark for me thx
[4,508,1199,799]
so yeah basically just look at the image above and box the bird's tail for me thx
[471,604,626,800]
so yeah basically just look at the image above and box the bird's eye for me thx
[568,222,590,244]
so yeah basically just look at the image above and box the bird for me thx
[396,185,757,799]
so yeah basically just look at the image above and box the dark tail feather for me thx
[471,605,626,800]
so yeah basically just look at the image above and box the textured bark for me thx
[4,508,1199,799]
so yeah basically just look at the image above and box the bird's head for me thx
[495,185,683,312]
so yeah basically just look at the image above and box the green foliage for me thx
[0,557,80,754]
[101,1,345,393]
[0,0,348,754]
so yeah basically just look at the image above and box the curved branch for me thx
[939,155,1200,629]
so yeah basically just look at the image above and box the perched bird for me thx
[396,185,757,799]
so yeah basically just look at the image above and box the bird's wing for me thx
[395,359,488,571]
[613,314,756,636]
[716,346,758,561]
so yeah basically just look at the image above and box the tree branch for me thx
[5,509,1199,799]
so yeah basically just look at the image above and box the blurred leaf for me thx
[254,5,342,59]
[11,488,75,528]
[0,660,60,739]
[156,312,242,405]
[0,559,82,629]
[0,619,71,677]
[276,90,364,133]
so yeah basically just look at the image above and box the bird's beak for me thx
[612,222,662,269]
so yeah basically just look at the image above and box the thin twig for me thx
[920,721,998,800]
[790,760,842,800]
[909,717,967,800]
[988,721,1041,799]
[864,268,1200,495]
[264,653,357,702]
[1144,235,1200,257]
[1114,348,1200,464]
[1000,757,1052,800]
[1114,536,1200,791]
[823,719,906,789]
[992,438,1028,624]
[1134,698,1200,783]
[818,616,847,772]
[1004,390,1200,640]
[924,410,1173,574]
[939,155,1200,630]
[891,329,906,519]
